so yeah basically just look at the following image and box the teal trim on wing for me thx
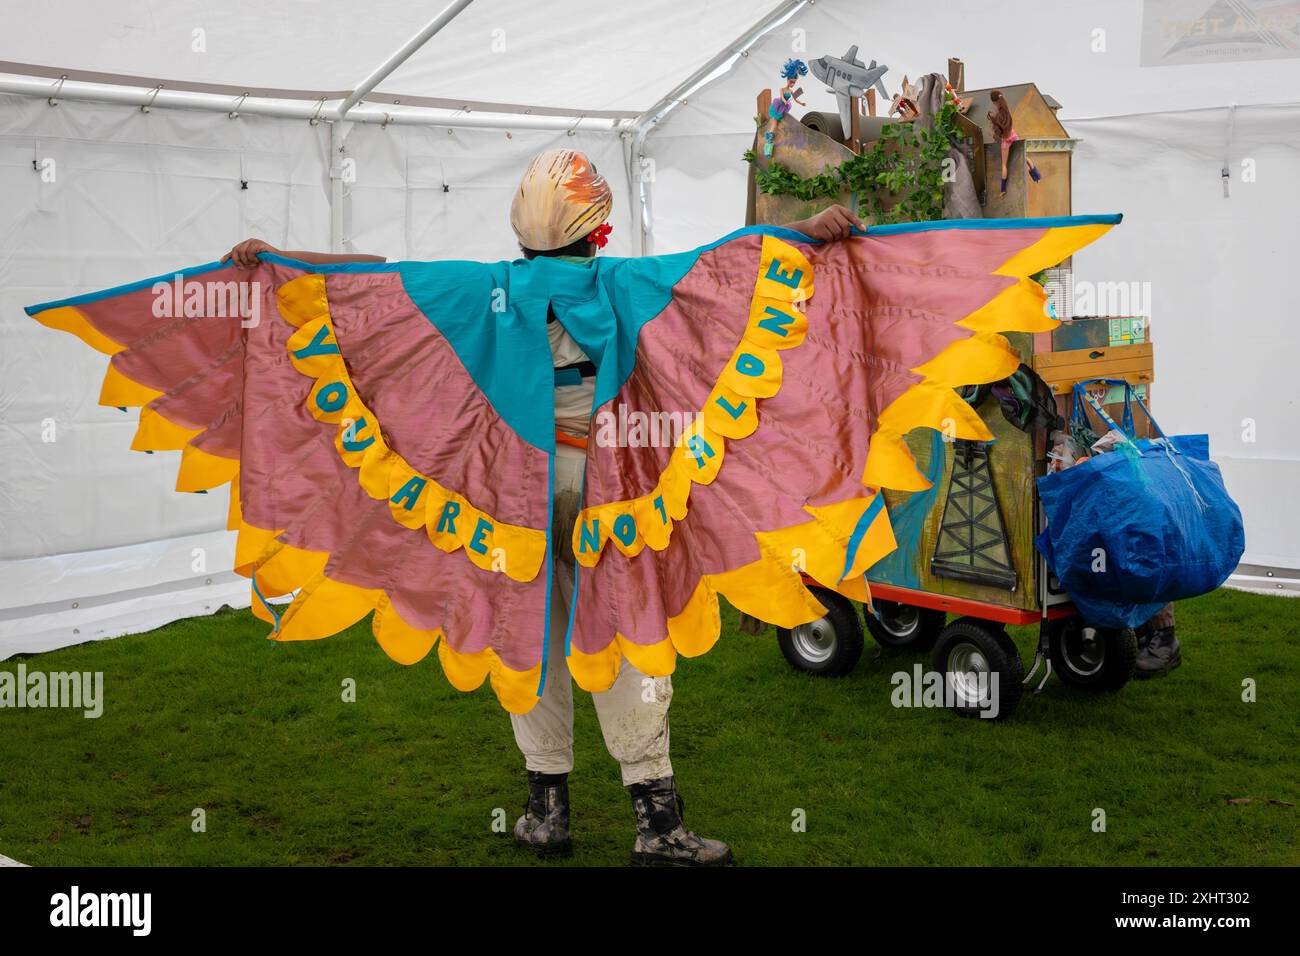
[23,252,402,315]
[692,223,817,249]
[852,213,1121,238]
[397,258,557,453]
[536,248,706,413]
[259,253,400,273]
[251,575,281,631]
[669,213,1122,253]
[839,492,887,583]
[25,258,233,315]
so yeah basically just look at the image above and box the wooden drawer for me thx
[1032,343,1153,394]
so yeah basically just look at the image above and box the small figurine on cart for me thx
[763,58,808,157]
[989,88,1042,193]
[889,75,921,121]
[944,80,972,113]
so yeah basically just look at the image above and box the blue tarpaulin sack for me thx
[1035,379,1245,629]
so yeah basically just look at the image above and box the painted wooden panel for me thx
[1013,89,1068,139]
[1052,316,1111,351]
[1026,151,1071,218]
[753,114,856,226]
[980,141,1029,219]
[868,332,1040,611]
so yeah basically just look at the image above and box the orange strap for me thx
[555,430,588,451]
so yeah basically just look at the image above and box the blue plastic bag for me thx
[1035,380,1244,629]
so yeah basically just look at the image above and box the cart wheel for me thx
[1047,618,1137,691]
[865,600,946,651]
[776,588,864,677]
[931,617,1024,719]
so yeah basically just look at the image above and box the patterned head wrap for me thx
[510,149,614,252]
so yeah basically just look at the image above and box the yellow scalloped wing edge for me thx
[560,221,1115,692]
[228,479,543,713]
[30,293,548,716]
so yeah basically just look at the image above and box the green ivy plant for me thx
[744,102,963,225]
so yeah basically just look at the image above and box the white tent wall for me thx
[0,94,333,657]
[338,124,634,262]
[0,0,774,116]
[642,0,1300,580]
[1068,104,1300,574]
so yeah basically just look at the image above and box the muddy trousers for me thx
[509,443,673,786]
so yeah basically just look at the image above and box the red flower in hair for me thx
[586,222,613,248]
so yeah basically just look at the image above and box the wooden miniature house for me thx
[961,83,1073,218]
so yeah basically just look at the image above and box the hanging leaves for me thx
[745,103,963,225]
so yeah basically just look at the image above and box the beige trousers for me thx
[510,443,673,786]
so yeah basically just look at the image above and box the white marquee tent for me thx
[2,0,1297,658]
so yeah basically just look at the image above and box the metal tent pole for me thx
[337,0,476,119]
[631,0,807,132]
[626,0,809,254]
[328,119,347,253]
[0,74,621,132]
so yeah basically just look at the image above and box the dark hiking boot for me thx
[513,771,572,857]
[1135,627,1181,679]
[627,776,732,867]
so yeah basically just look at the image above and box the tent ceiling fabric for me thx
[0,0,783,116]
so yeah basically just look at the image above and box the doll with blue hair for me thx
[763,58,807,157]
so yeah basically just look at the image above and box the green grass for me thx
[0,587,1295,866]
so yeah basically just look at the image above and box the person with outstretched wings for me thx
[26,146,1120,864]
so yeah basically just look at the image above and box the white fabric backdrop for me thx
[338,123,632,262]
[1069,104,1300,573]
[0,94,332,656]
[0,0,774,114]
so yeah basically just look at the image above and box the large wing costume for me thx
[26,214,1120,712]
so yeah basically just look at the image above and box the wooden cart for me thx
[752,68,1155,719]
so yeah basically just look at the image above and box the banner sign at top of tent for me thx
[1141,0,1300,65]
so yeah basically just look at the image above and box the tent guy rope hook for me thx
[140,85,164,113]
[47,74,67,106]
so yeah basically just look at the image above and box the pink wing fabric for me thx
[29,260,554,712]
[565,219,1118,690]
